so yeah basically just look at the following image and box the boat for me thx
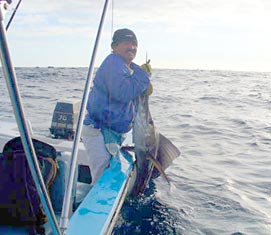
[0,1,180,234]
[0,0,137,234]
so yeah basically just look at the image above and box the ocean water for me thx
[0,67,270,235]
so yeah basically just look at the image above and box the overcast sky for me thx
[3,0,271,72]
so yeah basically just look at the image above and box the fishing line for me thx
[6,0,22,30]
[111,0,114,39]
[108,0,114,139]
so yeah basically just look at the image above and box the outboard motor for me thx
[49,100,81,140]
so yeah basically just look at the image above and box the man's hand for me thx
[141,59,152,76]
[146,82,153,96]
[141,59,152,95]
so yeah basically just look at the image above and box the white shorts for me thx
[82,124,111,184]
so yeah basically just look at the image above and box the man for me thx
[82,28,151,184]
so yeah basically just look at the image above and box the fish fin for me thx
[156,133,180,170]
[146,156,170,184]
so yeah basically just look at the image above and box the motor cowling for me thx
[49,100,81,140]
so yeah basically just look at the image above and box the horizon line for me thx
[2,66,270,74]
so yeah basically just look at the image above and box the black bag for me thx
[0,137,57,235]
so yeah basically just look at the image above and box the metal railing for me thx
[59,0,110,233]
[0,1,61,235]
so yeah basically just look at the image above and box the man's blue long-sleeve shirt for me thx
[84,53,150,133]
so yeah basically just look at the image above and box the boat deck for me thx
[66,149,134,235]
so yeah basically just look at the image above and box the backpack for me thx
[0,136,58,235]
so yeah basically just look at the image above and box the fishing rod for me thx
[0,1,61,235]
[59,0,111,232]
[6,0,22,30]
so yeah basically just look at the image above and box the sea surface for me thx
[0,67,270,235]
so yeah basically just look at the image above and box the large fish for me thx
[131,91,180,195]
